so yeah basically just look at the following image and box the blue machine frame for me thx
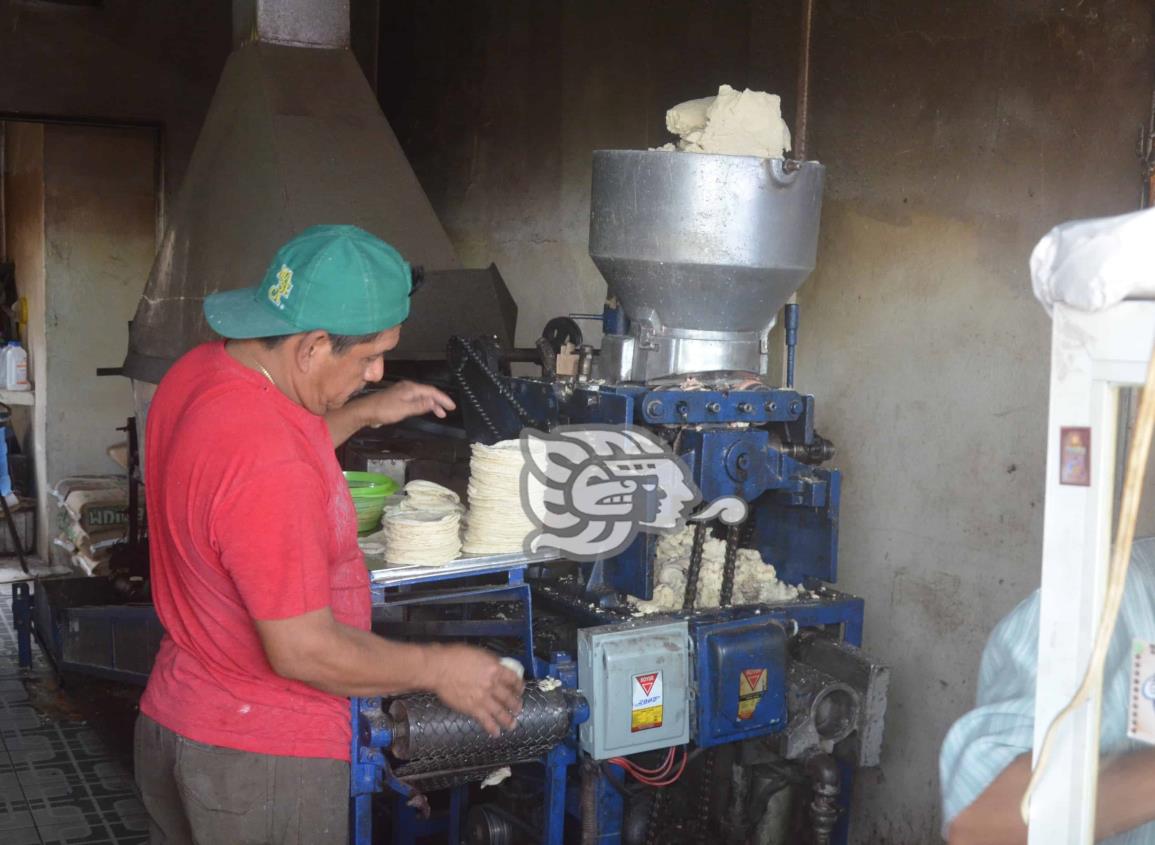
[351,557,591,845]
[348,552,866,845]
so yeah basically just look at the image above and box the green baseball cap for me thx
[203,224,412,339]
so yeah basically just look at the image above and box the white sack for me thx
[1031,206,1155,315]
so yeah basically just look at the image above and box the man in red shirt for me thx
[134,225,524,844]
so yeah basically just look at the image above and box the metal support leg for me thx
[543,745,569,845]
[595,768,624,843]
[0,494,28,574]
[11,582,31,668]
[448,785,464,845]
[351,794,372,845]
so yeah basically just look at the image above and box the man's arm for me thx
[254,607,523,737]
[326,380,456,448]
[948,749,1155,845]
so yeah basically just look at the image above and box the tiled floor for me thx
[0,582,148,844]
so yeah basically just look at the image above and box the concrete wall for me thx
[0,0,384,207]
[42,124,157,482]
[793,3,1152,841]
[379,0,758,347]
[0,0,230,202]
[381,2,1155,841]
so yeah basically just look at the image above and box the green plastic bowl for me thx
[344,472,399,534]
[344,471,399,497]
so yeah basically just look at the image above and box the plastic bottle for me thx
[4,342,29,391]
[0,344,9,390]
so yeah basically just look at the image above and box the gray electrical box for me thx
[577,619,690,760]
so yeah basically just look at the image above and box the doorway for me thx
[1,118,161,562]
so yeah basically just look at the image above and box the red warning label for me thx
[635,673,658,696]
[631,671,663,732]
[738,668,768,721]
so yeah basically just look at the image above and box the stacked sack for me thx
[52,476,132,575]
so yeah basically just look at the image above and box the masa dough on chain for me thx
[630,525,801,613]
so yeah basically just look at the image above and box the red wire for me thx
[608,747,674,776]
[611,755,670,779]
[631,746,688,787]
[611,746,688,787]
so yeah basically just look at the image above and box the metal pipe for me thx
[793,0,815,163]
[805,754,840,845]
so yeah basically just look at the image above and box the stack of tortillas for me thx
[382,481,463,566]
[462,440,537,554]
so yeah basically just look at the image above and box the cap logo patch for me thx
[268,264,294,309]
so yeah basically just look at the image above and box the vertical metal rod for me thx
[543,746,569,845]
[785,303,800,389]
[793,0,816,162]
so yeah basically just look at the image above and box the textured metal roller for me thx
[389,686,574,778]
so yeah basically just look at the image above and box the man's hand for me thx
[361,381,456,427]
[428,644,525,737]
[254,610,524,737]
[326,380,456,447]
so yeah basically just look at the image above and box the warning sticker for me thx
[631,671,663,732]
[738,668,768,721]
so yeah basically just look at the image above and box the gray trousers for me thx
[134,714,349,845]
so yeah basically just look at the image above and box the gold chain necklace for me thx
[253,360,276,386]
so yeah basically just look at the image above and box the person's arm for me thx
[254,607,523,737]
[948,748,1155,845]
[326,380,456,447]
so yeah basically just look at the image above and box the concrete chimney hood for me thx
[123,0,461,383]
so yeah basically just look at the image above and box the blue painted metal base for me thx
[352,556,587,845]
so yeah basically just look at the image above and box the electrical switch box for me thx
[691,616,788,748]
[577,619,690,760]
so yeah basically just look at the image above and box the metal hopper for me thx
[589,150,824,383]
